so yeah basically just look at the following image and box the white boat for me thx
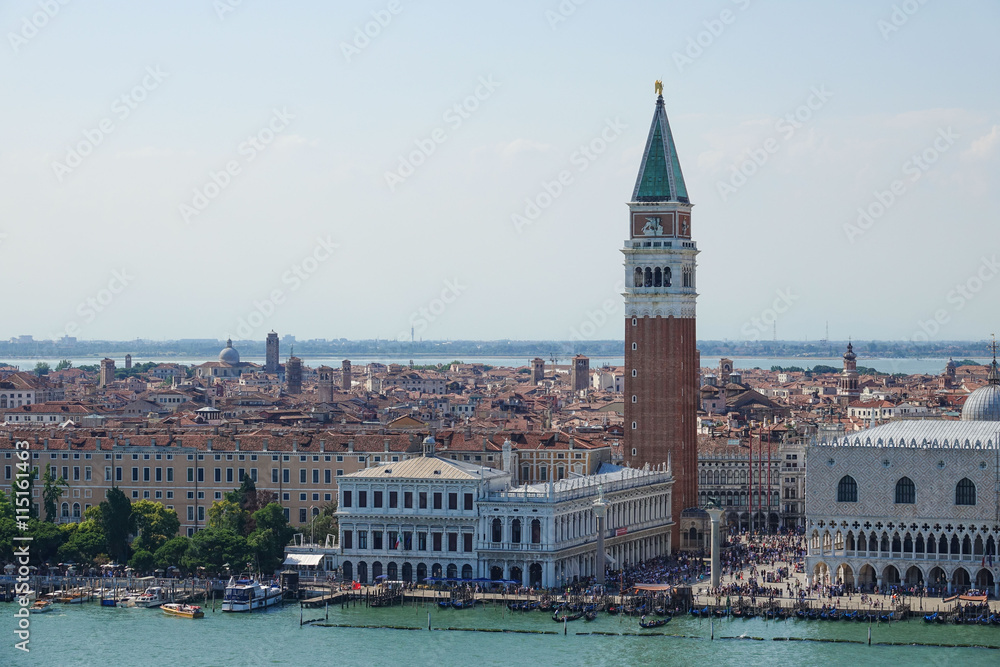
[30,599,53,614]
[134,586,169,608]
[221,577,283,612]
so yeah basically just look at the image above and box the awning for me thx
[283,554,324,566]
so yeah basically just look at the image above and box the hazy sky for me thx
[3,1,998,344]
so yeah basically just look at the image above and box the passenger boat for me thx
[161,603,205,619]
[30,599,53,614]
[639,616,670,629]
[135,586,169,608]
[221,577,283,612]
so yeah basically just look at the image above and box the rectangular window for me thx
[358,491,367,508]
[389,491,398,509]
[73,466,80,481]
[132,467,139,482]
[373,491,383,508]
[342,530,352,550]
[463,533,473,552]
[299,508,307,523]
[143,468,150,482]
[337,470,343,476]
[155,467,162,482]
[373,532,383,550]
[358,531,367,550]
[167,468,173,482]
[432,533,442,551]
[343,491,352,508]
[433,493,442,510]
[388,531,398,549]
[272,468,278,484]
[299,469,306,484]
[116,467,122,482]
[105,467,111,482]
[418,533,427,551]
[227,468,233,483]
[198,468,205,483]
[283,469,290,484]
[324,469,331,484]
[214,468,221,483]
[188,467,194,482]
[84,466,91,481]
[404,492,413,509]
[312,469,319,484]
[419,492,427,509]
[198,506,205,522]
[463,493,473,511]
[448,493,457,510]
[62,466,68,480]
[447,533,457,552]
[250,468,257,482]
[187,506,194,521]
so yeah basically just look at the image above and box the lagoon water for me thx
[5,600,1000,666]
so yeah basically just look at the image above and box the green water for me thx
[4,601,1000,666]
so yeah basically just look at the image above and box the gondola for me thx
[654,607,668,617]
[842,611,857,621]
[639,616,671,629]
[584,610,598,622]
[606,605,621,615]
[923,612,938,623]
[553,611,584,622]
[538,601,554,612]
[438,600,452,609]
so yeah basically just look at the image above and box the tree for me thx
[183,528,248,574]
[306,501,338,545]
[41,465,68,522]
[100,487,135,564]
[248,503,295,574]
[153,535,191,571]
[206,499,245,534]
[57,519,107,564]
[128,550,155,573]
[29,520,65,564]
[33,361,50,376]
[55,359,73,371]
[131,500,180,554]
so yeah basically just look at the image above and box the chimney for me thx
[262,438,268,452]
[150,438,156,447]
[347,439,354,453]
[292,439,298,453]
[95,437,101,451]
[319,439,325,453]
[207,438,213,451]
[383,438,390,453]
[235,438,240,452]
[568,437,574,450]
[213,426,219,435]
[43,438,48,450]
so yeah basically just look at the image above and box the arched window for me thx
[72,503,81,518]
[836,475,857,502]
[0,396,6,408]
[644,267,652,287]
[654,267,662,287]
[894,476,915,504]
[956,478,976,505]
[634,267,643,287]
[683,267,692,288]
[491,518,502,543]
[61,502,69,518]
[511,519,522,544]
[664,267,672,287]
[530,519,541,544]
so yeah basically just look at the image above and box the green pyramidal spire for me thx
[631,93,689,203]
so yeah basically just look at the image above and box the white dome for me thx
[219,338,240,364]
[961,361,1000,421]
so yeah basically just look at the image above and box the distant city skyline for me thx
[3,1,998,342]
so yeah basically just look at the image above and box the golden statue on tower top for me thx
[654,80,663,96]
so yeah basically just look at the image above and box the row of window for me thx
[343,490,474,511]
[837,475,977,505]
[342,529,474,553]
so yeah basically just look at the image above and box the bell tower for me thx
[623,84,699,550]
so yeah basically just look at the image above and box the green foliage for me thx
[77,364,99,372]
[57,520,107,563]
[131,500,180,553]
[114,361,159,379]
[154,536,192,570]
[183,528,249,574]
[41,464,68,522]
[954,359,980,367]
[100,487,135,564]
[29,520,65,564]
[808,365,839,374]
[770,366,804,373]
[55,359,73,371]
[856,366,885,376]
[33,361,50,376]
[128,549,155,572]
[248,502,296,574]
[207,499,245,534]
[305,501,338,545]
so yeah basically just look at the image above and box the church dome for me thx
[219,338,240,365]
[843,342,856,362]
[961,361,1000,421]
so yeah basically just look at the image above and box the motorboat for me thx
[221,577,283,612]
[161,603,205,619]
